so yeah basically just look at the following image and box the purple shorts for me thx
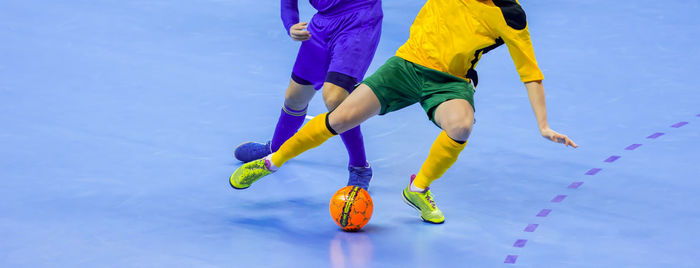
[291,3,382,91]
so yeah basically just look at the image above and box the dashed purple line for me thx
[671,122,688,128]
[625,144,642,150]
[504,116,695,265]
[524,224,539,232]
[536,209,551,217]
[551,195,567,203]
[585,168,602,175]
[513,239,528,248]
[504,255,518,264]
[604,155,620,162]
[647,132,664,139]
[568,181,584,189]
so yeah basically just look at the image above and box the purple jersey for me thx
[281,0,379,34]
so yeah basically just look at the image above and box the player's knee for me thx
[322,83,349,111]
[284,92,311,111]
[323,95,345,111]
[284,98,309,111]
[283,80,315,110]
[442,118,473,141]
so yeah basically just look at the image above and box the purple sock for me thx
[340,125,367,167]
[270,104,307,152]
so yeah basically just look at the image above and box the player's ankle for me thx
[409,181,425,193]
[349,161,370,168]
[264,155,279,172]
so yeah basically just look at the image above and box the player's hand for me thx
[289,22,311,41]
[540,127,578,148]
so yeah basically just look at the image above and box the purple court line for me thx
[551,195,567,203]
[671,122,688,128]
[513,239,528,248]
[524,224,539,232]
[625,144,642,150]
[647,132,664,139]
[585,168,601,175]
[568,181,583,189]
[503,116,696,265]
[604,155,620,162]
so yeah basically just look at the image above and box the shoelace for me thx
[425,193,436,209]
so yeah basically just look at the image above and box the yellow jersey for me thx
[396,0,544,86]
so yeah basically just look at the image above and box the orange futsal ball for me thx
[329,186,373,231]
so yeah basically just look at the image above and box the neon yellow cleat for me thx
[401,175,445,224]
[229,158,273,189]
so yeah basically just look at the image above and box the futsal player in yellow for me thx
[230,0,578,224]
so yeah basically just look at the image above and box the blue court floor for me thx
[2,0,699,267]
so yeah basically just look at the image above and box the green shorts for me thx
[361,56,475,126]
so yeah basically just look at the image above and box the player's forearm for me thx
[524,80,550,132]
[281,0,300,34]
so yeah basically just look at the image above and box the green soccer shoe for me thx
[401,174,445,224]
[230,158,273,189]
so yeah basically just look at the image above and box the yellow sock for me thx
[413,131,467,189]
[270,112,336,167]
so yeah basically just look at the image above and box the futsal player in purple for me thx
[233,0,383,190]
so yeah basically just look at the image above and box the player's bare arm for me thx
[525,80,578,148]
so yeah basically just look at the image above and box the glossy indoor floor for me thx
[2,0,699,267]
